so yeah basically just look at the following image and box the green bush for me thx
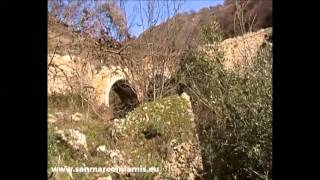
[177,25,272,179]
[125,96,193,143]
[114,95,196,179]
[201,18,223,44]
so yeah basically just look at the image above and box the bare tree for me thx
[48,0,131,42]
[131,0,185,101]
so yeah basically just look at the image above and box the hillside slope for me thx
[134,0,272,54]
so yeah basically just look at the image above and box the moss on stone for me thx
[115,95,196,178]
[126,95,193,142]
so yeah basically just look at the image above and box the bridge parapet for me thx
[199,28,272,72]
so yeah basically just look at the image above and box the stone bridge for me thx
[48,53,143,107]
[48,27,272,109]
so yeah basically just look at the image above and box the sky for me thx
[48,0,224,39]
[123,0,224,37]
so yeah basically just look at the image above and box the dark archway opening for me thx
[109,80,139,118]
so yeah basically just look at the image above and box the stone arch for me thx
[104,73,139,117]
[104,74,126,107]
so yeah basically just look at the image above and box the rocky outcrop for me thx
[165,140,203,179]
[48,53,94,96]
[71,112,83,121]
[163,93,203,179]
[55,129,88,152]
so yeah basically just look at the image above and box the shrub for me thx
[201,18,223,44]
[176,22,272,179]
